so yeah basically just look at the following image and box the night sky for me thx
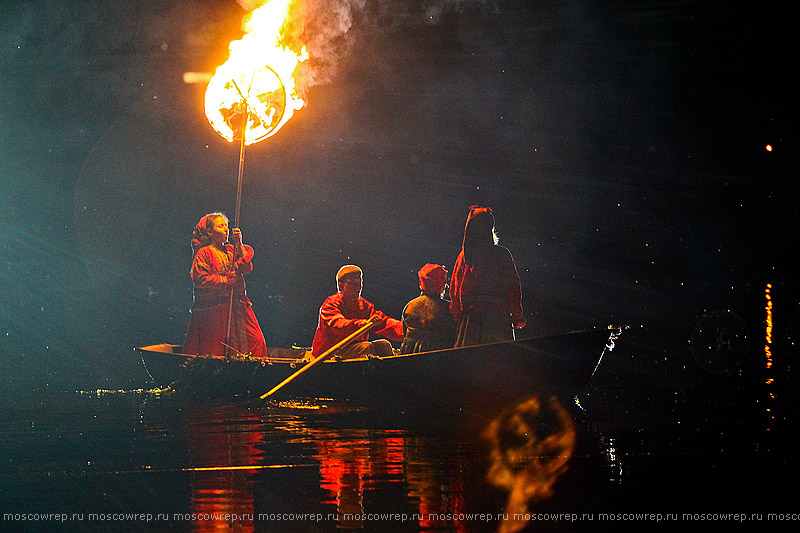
[1,0,793,394]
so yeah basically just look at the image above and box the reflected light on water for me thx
[184,404,263,531]
[315,432,371,529]
[405,441,467,533]
[290,423,468,530]
[160,401,473,531]
[600,435,623,485]
[763,283,775,431]
[483,396,576,533]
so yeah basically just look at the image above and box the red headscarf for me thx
[418,263,448,294]
[191,212,228,253]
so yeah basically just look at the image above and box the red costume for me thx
[449,207,526,347]
[183,215,267,358]
[312,292,403,357]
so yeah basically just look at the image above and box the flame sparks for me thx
[205,0,307,145]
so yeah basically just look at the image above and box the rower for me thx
[311,265,403,359]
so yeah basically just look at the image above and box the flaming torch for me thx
[203,0,307,354]
[204,0,307,225]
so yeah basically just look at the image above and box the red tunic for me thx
[449,245,525,344]
[311,292,403,356]
[182,243,268,358]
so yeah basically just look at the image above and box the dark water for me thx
[1,335,797,532]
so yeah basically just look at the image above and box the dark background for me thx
[1,0,793,394]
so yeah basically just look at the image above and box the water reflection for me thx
[1,369,793,532]
[151,399,478,531]
[148,395,580,532]
[184,404,262,531]
[483,397,576,533]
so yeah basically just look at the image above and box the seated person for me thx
[311,265,403,359]
[399,264,456,354]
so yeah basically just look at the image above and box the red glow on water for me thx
[185,407,262,529]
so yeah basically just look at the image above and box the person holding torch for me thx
[182,212,268,358]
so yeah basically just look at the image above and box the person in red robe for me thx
[449,206,526,347]
[182,212,268,358]
[311,265,403,359]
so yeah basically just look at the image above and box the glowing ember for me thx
[205,0,307,145]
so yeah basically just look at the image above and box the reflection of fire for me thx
[313,429,467,531]
[316,436,369,529]
[205,0,307,144]
[484,397,576,533]
[314,430,408,528]
[185,405,263,530]
[174,404,471,531]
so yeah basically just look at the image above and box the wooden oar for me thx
[259,316,381,400]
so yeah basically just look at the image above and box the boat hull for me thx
[137,328,619,425]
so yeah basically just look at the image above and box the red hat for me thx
[418,264,448,294]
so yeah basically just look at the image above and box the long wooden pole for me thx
[224,98,249,356]
[259,317,380,400]
[233,101,247,229]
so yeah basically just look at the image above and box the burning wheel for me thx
[205,64,287,145]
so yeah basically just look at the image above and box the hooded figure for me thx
[182,212,268,358]
[399,264,457,354]
[449,206,526,347]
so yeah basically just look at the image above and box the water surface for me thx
[1,337,796,532]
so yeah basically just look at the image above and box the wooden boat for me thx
[136,326,624,427]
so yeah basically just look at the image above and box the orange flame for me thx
[205,0,307,145]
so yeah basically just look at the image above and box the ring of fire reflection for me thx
[483,396,576,533]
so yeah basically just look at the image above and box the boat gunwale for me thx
[137,325,625,366]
